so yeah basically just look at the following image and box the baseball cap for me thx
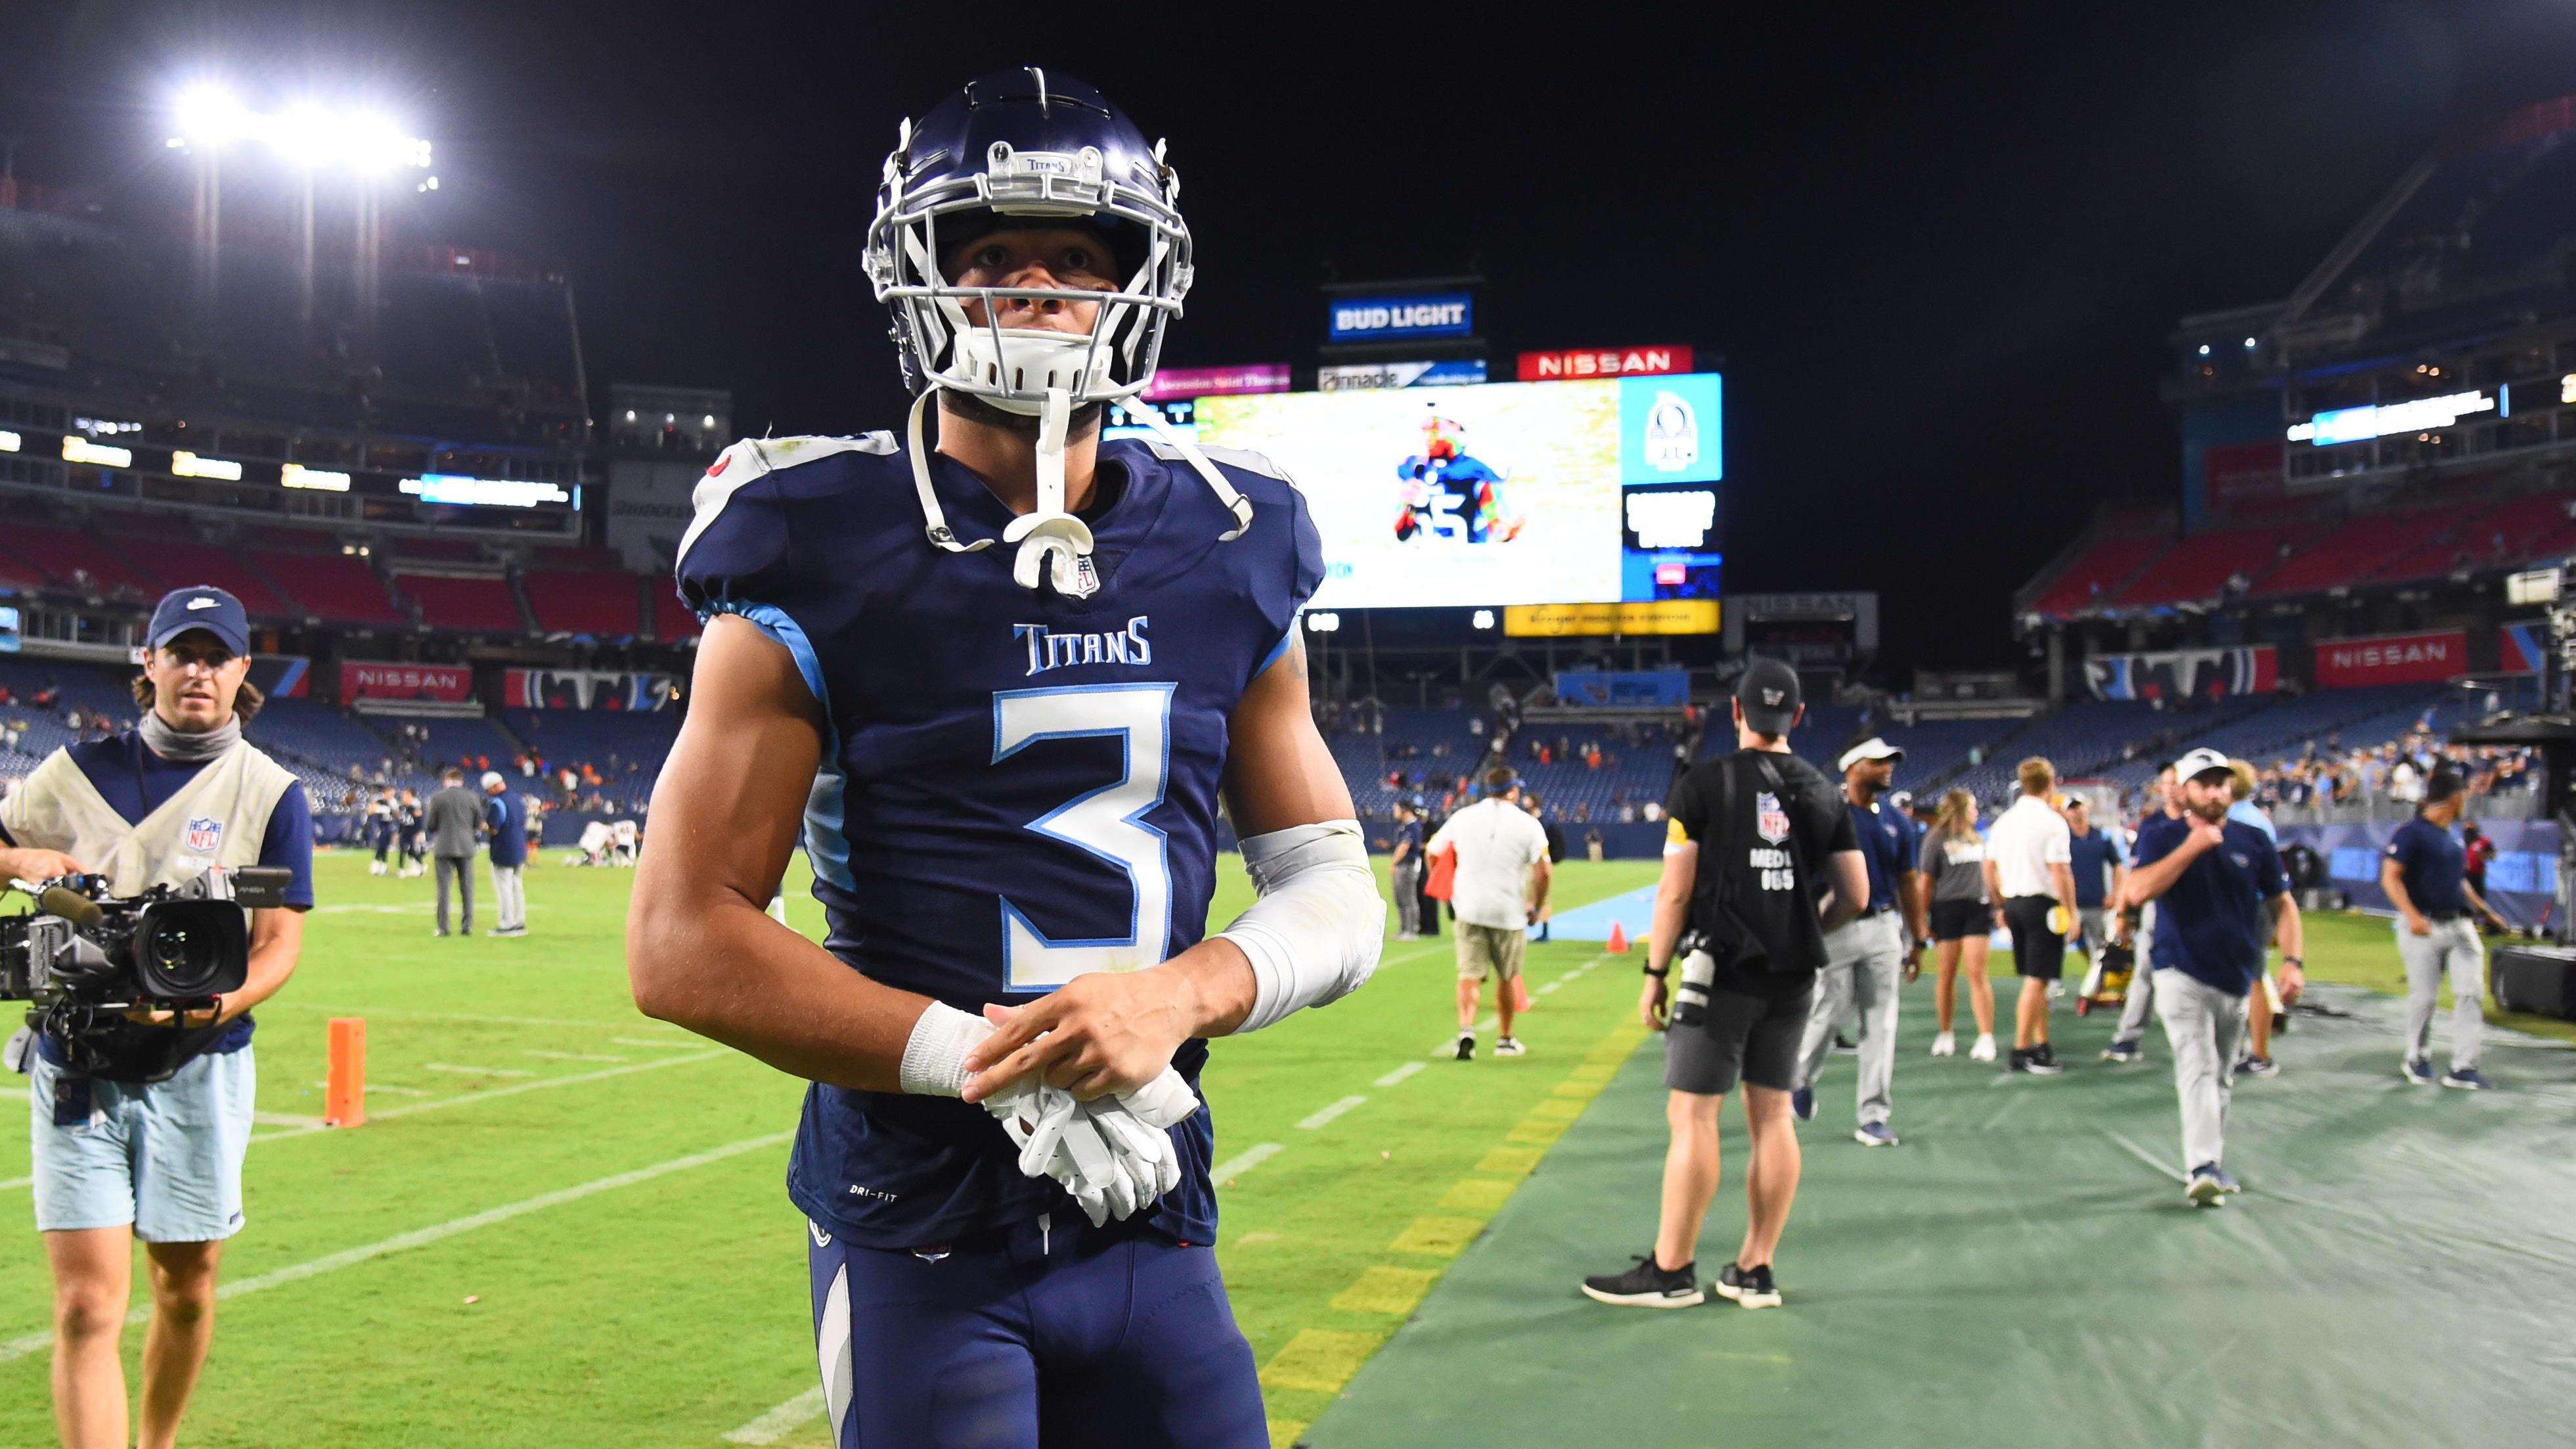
[145,585,250,657]
[1837,736,1905,773]
[2173,747,2233,782]
[480,771,506,790]
[1735,658,1802,735]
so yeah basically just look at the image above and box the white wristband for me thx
[898,1001,994,1098]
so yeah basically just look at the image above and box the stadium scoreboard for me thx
[1191,372,1724,615]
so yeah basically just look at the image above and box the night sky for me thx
[9,1,2576,677]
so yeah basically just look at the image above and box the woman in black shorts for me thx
[1921,789,1997,1061]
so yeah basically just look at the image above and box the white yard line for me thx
[2102,1128,2187,1184]
[1295,1095,1367,1130]
[0,1132,792,1365]
[424,1063,535,1078]
[1373,1061,1426,1088]
[313,1080,428,1096]
[252,1111,326,1128]
[1210,1142,1285,1182]
[723,1387,826,1445]
[244,1049,729,1146]
[525,1050,628,1063]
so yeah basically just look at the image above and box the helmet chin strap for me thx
[1000,388,1098,596]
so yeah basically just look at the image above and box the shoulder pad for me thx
[1140,439,1297,487]
[678,433,897,578]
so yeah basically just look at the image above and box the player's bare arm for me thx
[1641,839,1697,1031]
[965,634,1368,1102]
[627,613,932,1090]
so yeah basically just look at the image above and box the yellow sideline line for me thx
[1258,998,1650,1446]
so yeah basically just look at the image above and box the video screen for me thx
[1191,374,1721,610]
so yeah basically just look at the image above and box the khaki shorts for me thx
[1455,922,1526,982]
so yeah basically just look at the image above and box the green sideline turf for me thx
[0,851,1660,1447]
[1303,921,2576,1449]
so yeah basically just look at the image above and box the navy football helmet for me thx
[864,68,1246,597]
[865,67,1190,414]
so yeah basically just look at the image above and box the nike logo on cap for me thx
[187,596,221,610]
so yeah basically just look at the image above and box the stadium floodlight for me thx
[1306,612,1342,633]
[166,89,432,172]
[398,474,570,508]
[0,430,18,453]
[173,85,259,150]
[282,464,351,492]
[170,450,244,481]
[1471,609,1497,630]
[62,436,133,468]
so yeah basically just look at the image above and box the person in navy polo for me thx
[2120,749,2305,1207]
[2380,770,2510,1089]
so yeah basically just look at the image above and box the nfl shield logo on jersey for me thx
[1755,793,1790,845]
[185,817,223,853]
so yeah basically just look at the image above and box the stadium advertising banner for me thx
[1193,375,1721,611]
[1503,600,1720,636]
[248,656,311,699]
[2500,621,2546,674]
[1517,346,1693,381]
[2084,645,2276,702]
[341,661,472,703]
[2313,628,2468,687]
[501,668,675,711]
[1140,364,1291,403]
[1316,360,1488,391]
[1325,292,1473,343]
[1553,668,1692,706]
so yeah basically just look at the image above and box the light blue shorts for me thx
[27,1046,256,1241]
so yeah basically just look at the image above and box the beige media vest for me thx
[1,738,297,899]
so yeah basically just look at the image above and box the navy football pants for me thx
[806,1212,1266,1448]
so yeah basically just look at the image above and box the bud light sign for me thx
[1327,292,1474,342]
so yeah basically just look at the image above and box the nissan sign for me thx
[1518,346,1693,381]
[1326,292,1474,342]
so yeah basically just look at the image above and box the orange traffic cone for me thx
[1606,922,1630,954]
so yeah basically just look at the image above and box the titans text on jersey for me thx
[675,429,1323,1251]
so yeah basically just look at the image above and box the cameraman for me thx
[0,587,312,1449]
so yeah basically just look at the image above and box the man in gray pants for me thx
[2122,749,2307,1206]
[1792,738,1924,1147]
[2380,769,2510,1089]
[424,767,483,937]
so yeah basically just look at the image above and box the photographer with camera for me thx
[1580,660,1867,1312]
[0,587,312,1449]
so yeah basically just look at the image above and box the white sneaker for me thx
[1930,1031,1956,1058]
[1969,1034,1998,1062]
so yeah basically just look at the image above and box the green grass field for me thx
[0,852,2559,1447]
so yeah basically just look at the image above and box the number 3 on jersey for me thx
[992,682,1176,991]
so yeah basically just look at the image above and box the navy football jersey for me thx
[677,431,1323,1249]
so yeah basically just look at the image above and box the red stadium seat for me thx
[119,540,298,616]
[2376,493,2576,581]
[394,573,526,633]
[2111,524,2314,608]
[2028,531,2171,617]
[1,525,156,598]
[2250,510,2445,597]
[252,552,407,626]
[523,569,643,636]
[650,582,701,640]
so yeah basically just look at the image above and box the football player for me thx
[629,69,1383,1448]
[1392,410,1522,543]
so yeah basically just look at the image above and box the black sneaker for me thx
[1712,1261,1781,1309]
[1581,1255,1703,1308]
[1454,1032,1475,1061]
[2026,1044,2064,1077]
[2101,1039,2143,1063]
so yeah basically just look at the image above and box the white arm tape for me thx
[1214,819,1383,1034]
[899,1000,994,1097]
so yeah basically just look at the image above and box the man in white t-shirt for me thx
[1982,757,2078,1075]
[1429,766,1553,1059]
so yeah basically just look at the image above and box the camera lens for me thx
[131,903,250,1002]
